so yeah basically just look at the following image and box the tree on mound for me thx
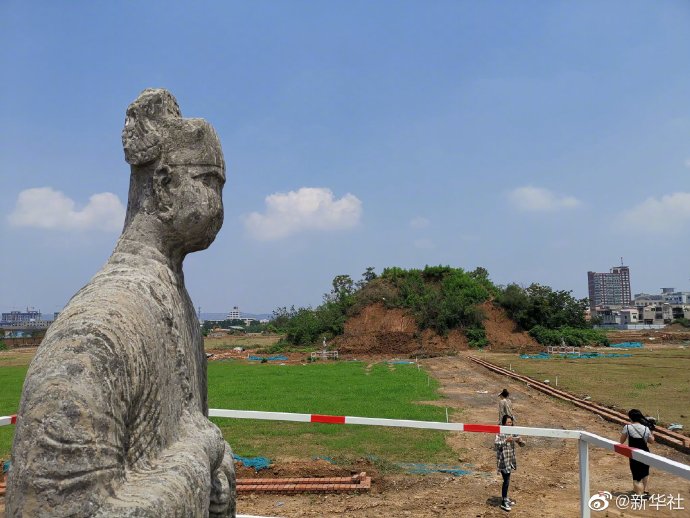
[271,266,603,350]
[495,283,608,346]
[272,265,497,348]
[373,265,496,347]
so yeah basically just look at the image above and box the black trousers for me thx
[501,471,511,500]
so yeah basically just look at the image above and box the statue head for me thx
[122,89,226,254]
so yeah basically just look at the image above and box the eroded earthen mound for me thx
[480,301,541,352]
[332,302,540,355]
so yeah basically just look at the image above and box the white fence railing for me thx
[2,410,689,518]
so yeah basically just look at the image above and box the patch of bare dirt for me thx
[606,328,690,344]
[234,353,690,517]
[334,302,540,356]
[331,303,449,355]
[236,459,360,480]
[480,302,542,353]
[207,350,309,362]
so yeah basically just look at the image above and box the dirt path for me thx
[234,354,690,517]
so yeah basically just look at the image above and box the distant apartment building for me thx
[634,288,690,307]
[619,308,639,325]
[632,293,663,307]
[633,288,690,323]
[671,306,690,321]
[641,304,673,325]
[587,265,631,309]
[1,309,41,324]
[660,288,690,305]
[227,306,241,320]
[1,308,53,333]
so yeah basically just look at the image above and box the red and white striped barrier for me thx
[0,414,17,426]
[3,410,689,518]
[579,431,690,480]
[207,409,689,518]
[3,410,688,474]
[207,409,581,439]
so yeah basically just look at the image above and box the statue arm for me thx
[210,442,237,517]
[93,414,225,518]
[9,342,227,517]
[8,344,130,516]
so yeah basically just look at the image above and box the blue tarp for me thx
[519,352,632,360]
[363,455,474,476]
[234,455,271,471]
[387,360,415,365]
[247,355,289,361]
[396,462,473,476]
[609,342,643,348]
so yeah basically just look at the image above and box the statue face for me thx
[123,90,181,166]
[167,162,226,252]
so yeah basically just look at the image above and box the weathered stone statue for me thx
[7,89,235,517]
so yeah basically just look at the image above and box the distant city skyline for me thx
[7,269,690,317]
[3,2,690,314]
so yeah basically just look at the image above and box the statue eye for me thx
[193,170,223,188]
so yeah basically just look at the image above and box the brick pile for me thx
[237,472,371,494]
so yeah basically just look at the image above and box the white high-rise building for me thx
[227,306,241,320]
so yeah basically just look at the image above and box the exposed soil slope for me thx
[480,301,541,353]
[333,302,540,355]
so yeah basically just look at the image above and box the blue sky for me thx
[2,1,690,315]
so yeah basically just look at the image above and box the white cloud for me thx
[508,186,581,212]
[409,217,430,229]
[8,187,125,232]
[244,187,362,240]
[619,192,690,233]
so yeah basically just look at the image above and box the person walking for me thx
[495,414,525,512]
[498,388,514,424]
[620,409,655,497]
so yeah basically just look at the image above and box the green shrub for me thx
[0,339,6,352]
[276,266,497,347]
[380,265,493,335]
[346,279,398,316]
[674,318,690,328]
[465,327,488,348]
[496,283,589,331]
[528,325,609,347]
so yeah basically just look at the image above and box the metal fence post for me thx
[579,438,590,518]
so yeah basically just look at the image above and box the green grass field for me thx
[486,346,690,431]
[0,364,28,459]
[0,355,454,464]
[208,361,452,463]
